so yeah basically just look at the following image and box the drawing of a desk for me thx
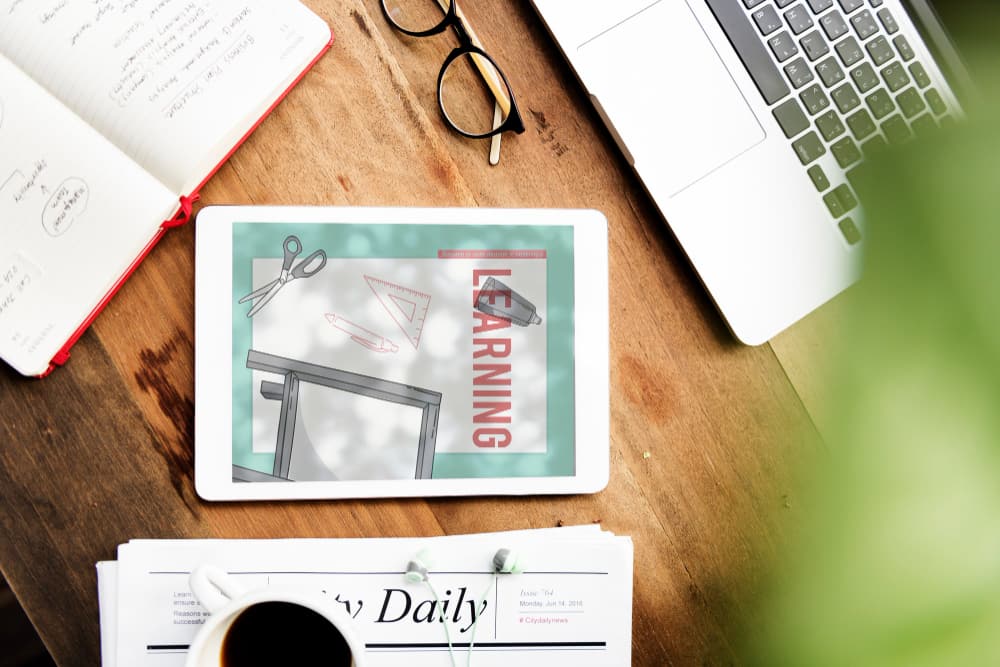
[236,349,441,482]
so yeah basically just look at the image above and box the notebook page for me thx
[0,0,330,195]
[0,54,177,376]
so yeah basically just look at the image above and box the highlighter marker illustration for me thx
[325,313,399,353]
[474,277,542,326]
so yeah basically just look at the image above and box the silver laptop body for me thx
[530,0,963,342]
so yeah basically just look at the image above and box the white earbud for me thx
[493,548,523,574]
[405,557,430,583]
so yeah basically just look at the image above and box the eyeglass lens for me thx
[383,0,450,33]
[441,53,510,136]
[384,0,514,137]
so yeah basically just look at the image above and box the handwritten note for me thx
[63,1,265,121]
[2,160,90,237]
[4,162,47,203]
[42,177,90,236]
[3,1,277,121]
[0,252,42,322]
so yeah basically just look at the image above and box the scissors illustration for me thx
[239,235,327,318]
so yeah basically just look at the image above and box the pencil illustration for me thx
[325,313,399,353]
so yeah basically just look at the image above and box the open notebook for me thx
[0,0,332,377]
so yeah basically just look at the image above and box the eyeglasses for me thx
[380,0,525,159]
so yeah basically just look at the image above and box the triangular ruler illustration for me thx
[364,275,432,349]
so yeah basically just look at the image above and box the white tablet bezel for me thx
[194,206,608,500]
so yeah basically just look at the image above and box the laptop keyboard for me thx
[705,0,953,246]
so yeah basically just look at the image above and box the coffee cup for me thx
[185,565,367,667]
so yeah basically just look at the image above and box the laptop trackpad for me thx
[576,0,764,196]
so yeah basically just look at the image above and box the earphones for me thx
[404,547,525,667]
[405,546,523,581]
[404,550,432,583]
[492,548,523,575]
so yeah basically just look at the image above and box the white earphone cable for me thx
[423,578,459,667]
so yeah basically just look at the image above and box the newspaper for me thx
[97,527,632,666]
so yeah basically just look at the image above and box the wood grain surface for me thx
[0,1,825,664]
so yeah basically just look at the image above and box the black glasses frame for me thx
[380,0,526,139]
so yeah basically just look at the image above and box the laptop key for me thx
[769,31,800,62]
[897,87,926,117]
[866,36,894,66]
[881,114,912,144]
[832,83,861,112]
[851,63,880,93]
[868,0,883,6]
[846,108,876,139]
[706,0,792,104]
[800,84,831,114]
[752,5,783,35]
[807,0,834,13]
[865,88,895,119]
[773,98,811,137]
[850,10,879,40]
[893,34,915,61]
[786,64,818,91]
[776,0,796,8]
[838,217,862,245]
[836,36,864,67]
[784,58,816,88]
[880,62,910,92]
[831,136,862,168]
[838,0,864,14]
[925,88,947,115]
[823,183,858,217]
[909,62,931,88]
[785,4,815,34]
[816,109,846,140]
[820,11,849,40]
[799,30,830,61]
[792,131,827,164]
[742,0,767,8]
[835,183,858,211]
[877,8,899,33]
[807,164,830,191]
[816,56,846,87]
[823,191,846,217]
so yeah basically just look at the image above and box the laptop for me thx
[529,0,967,343]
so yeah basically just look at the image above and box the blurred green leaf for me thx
[744,54,1000,667]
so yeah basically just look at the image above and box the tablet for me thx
[194,206,609,500]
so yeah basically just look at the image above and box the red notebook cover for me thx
[38,28,335,378]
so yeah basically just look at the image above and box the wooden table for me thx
[0,1,831,664]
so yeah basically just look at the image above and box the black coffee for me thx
[221,601,353,666]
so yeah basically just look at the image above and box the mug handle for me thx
[189,565,246,614]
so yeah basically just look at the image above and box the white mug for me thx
[185,565,367,667]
